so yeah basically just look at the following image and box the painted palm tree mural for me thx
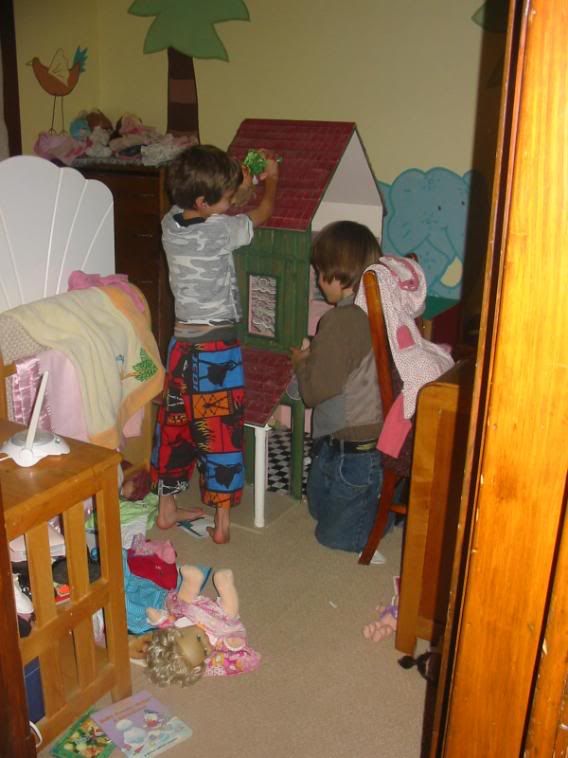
[128,0,250,142]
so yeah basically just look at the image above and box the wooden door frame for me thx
[0,0,22,155]
[433,0,568,754]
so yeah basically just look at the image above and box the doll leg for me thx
[213,569,239,618]
[178,565,206,604]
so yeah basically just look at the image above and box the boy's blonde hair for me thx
[311,220,382,290]
[167,144,243,209]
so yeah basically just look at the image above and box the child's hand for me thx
[290,344,310,369]
[260,155,279,182]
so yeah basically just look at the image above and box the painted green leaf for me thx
[472,0,508,33]
[131,348,158,382]
[128,0,166,16]
[129,0,249,60]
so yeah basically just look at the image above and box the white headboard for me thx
[0,156,114,311]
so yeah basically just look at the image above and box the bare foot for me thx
[156,494,205,530]
[206,507,230,544]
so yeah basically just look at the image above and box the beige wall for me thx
[15,0,100,146]
[15,0,497,183]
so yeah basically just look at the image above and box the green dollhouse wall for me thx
[235,228,310,352]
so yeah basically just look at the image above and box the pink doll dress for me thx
[165,592,261,677]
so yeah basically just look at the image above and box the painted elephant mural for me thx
[378,168,488,300]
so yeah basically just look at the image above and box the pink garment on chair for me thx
[68,270,146,313]
[355,257,454,420]
[377,394,413,458]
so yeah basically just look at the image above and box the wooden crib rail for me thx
[0,420,131,746]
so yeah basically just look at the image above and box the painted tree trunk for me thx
[167,48,200,143]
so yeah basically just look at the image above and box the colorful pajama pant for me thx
[151,337,245,509]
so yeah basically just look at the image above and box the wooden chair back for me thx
[359,268,410,564]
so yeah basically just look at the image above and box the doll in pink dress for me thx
[145,566,260,684]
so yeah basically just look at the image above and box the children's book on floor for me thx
[91,690,192,757]
[50,708,114,757]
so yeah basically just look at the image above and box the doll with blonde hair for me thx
[145,566,260,684]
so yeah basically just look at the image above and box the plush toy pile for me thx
[34,110,196,167]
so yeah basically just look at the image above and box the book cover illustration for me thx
[177,515,215,539]
[50,708,114,757]
[91,690,192,757]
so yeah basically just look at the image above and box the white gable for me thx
[312,131,384,241]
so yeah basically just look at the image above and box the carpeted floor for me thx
[41,485,429,758]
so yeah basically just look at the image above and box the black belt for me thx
[326,437,377,454]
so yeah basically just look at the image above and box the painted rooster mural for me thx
[29,47,88,132]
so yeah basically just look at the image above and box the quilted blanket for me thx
[7,286,164,449]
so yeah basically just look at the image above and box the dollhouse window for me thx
[247,273,278,339]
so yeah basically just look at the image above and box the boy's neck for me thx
[182,208,206,220]
[339,287,354,301]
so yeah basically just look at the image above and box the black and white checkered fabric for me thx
[267,428,312,494]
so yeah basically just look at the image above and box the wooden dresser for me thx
[76,163,174,360]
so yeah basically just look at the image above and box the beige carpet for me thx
[42,485,428,758]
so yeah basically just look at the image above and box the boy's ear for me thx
[194,196,208,210]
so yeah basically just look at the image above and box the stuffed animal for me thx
[85,125,112,159]
[145,566,260,684]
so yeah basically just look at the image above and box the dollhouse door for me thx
[430,1,568,755]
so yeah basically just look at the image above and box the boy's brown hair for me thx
[167,144,243,209]
[311,220,382,290]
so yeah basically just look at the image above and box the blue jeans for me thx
[307,438,383,553]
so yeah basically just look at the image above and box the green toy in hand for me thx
[243,149,282,183]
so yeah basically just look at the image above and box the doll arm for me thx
[146,607,175,628]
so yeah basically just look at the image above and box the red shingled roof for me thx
[242,347,293,426]
[228,118,356,231]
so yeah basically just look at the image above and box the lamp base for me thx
[1,431,70,468]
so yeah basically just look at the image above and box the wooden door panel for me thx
[435,1,568,755]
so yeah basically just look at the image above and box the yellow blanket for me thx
[8,286,164,449]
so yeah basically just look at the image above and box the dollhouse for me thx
[229,118,383,350]
[228,119,384,525]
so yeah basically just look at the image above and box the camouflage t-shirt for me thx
[162,208,254,324]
